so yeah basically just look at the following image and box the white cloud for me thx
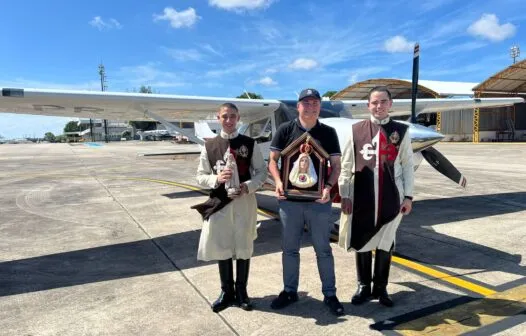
[206,62,261,78]
[347,66,390,83]
[384,35,415,53]
[162,47,203,61]
[256,23,282,41]
[467,14,516,42]
[258,76,277,86]
[89,16,122,30]
[153,7,200,29]
[442,41,487,55]
[419,0,455,12]
[288,58,318,70]
[118,62,186,88]
[200,44,223,57]
[209,0,275,12]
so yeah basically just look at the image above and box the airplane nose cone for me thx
[409,123,444,152]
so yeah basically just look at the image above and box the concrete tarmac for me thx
[0,141,525,335]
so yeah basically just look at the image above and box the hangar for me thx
[332,59,526,142]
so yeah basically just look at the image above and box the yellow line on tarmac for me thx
[130,177,206,194]
[14,173,493,295]
[395,284,526,335]
[128,177,279,219]
[133,177,497,296]
[392,255,496,297]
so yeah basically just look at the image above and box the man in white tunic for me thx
[338,86,414,307]
[191,103,267,313]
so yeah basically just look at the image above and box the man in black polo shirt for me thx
[268,88,344,316]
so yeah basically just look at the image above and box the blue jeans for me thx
[278,200,336,297]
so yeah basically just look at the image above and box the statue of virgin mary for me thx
[288,152,317,188]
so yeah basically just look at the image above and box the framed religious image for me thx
[280,132,329,201]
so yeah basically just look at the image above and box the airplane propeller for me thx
[410,43,467,188]
[420,147,467,188]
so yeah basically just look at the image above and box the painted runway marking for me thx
[394,284,526,335]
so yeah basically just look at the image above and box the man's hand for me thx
[316,186,331,204]
[400,198,412,215]
[341,198,352,214]
[217,168,232,183]
[239,183,248,195]
[275,181,286,200]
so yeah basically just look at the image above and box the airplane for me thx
[1,86,522,187]
[0,46,524,192]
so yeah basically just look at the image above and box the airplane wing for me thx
[1,87,523,122]
[343,97,524,119]
[0,88,280,124]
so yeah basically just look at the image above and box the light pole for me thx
[510,45,520,64]
[98,63,109,143]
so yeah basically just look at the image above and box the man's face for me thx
[367,91,392,120]
[297,97,321,122]
[217,107,240,134]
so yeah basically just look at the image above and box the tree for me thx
[236,92,263,99]
[139,85,153,94]
[322,90,338,98]
[44,132,56,142]
[64,121,80,133]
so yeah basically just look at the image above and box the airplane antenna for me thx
[410,43,419,124]
[98,62,109,143]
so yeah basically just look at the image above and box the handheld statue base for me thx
[227,187,241,198]
[284,189,323,201]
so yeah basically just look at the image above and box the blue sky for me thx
[0,0,524,139]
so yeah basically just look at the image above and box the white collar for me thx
[370,115,390,125]
[220,130,239,139]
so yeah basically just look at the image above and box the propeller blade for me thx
[421,146,467,188]
[410,43,420,124]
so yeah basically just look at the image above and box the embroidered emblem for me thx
[360,132,397,161]
[389,131,400,144]
[237,145,249,158]
[360,143,375,160]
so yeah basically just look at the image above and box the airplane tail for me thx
[144,110,205,145]
[194,121,217,140]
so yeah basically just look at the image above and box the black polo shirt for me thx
[270,118,341,195]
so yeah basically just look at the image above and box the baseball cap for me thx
[298,88,321,101]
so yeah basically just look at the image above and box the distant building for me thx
[332,74,526,142]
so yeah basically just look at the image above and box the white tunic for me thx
[337,115,415,252]
[196,130,267,261]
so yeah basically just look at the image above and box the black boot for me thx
[235,259,253,311]
[351,251,372,305]
[372,248,394,307]
[212,258,235,313]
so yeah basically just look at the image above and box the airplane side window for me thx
[243,117,272,143]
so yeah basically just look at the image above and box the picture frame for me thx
[280,132,330,201]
